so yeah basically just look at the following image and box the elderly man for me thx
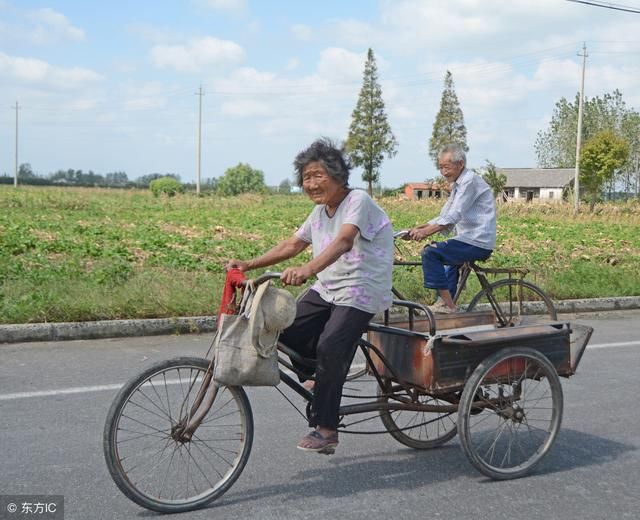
[407,143,496,313]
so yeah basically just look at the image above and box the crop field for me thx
[1,185,639,324]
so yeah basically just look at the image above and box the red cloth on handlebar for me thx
[218,268,247,317]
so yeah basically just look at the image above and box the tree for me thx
[429,71,468,169]
[481,160,507,199]
[278,178,292,194]
[580,130,629,211]
[105,171,128,187]
[18,163,36,179]
[346,48,398,196]
[217,163,266,196]
[535,90,640,197]
[150,176,184,197]
[136,173,180,187]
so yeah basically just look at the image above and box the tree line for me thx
[4,48,638,205]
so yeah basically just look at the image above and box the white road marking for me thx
[1,340,638,401]
[588,340,640,349]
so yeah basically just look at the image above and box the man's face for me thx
[438,153,465,182]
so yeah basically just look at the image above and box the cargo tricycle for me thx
[103,272,592,513]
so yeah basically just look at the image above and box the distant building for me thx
[497,168,575,203]
[404,182,450,200]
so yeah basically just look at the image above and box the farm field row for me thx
[1,186,639,323]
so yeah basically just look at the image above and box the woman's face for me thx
[302,161,344,206]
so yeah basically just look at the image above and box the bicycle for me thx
[103,272,591,514]
[391,229,557,325]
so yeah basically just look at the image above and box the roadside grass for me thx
[1,185,639,323]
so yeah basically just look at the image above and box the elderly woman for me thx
[226,138,394,454]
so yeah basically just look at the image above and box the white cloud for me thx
[27,7,85,44]
[221,99,273,117]
[204,0,248,12]
[291,24,312,42]
[122,82,169,111]
[285,57,299,71]
[150,36,244,73]
[316,47,365,84]
[0,51,101,89]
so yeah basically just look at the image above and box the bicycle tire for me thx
[466,279,557,326]
[458,347,563,480]
[103,356,253,513]
[378,386,458,449]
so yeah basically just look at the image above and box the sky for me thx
[1,0,639,189]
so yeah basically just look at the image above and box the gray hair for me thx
[293,137,351,187]
[438,143,467,167]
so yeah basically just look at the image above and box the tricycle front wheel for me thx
[458,347,563,480]
[104,356,254,513]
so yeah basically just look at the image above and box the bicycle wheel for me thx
[346,340,368,381]
[104,356,253,513]
[378,386,458,449]
[458,347,563,480]
[467,279,557,326]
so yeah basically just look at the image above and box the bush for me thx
[149,177,184,197]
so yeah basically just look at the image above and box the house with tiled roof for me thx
[404,182,450,200]
[497,168,575,202]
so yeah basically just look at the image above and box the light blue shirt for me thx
[429,168,496,250]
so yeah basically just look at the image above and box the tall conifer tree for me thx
[429,71,468,168]
[347,48,398,195]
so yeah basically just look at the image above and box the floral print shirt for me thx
[295,189,394,314]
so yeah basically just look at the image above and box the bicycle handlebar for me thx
[393,229,410,239]
[241,271,283,287]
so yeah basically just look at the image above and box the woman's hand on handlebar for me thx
[281,265,312,286]
[225,259,251,272]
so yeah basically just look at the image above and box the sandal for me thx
[297,430,339,455]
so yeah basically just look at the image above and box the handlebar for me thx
[241,271,283,287]
[393,229,409,239]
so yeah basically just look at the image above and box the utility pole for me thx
[13,101,20,187]
[574,43,588,213]
[195,86,204,195]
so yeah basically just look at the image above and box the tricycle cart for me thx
[103,273,592,513]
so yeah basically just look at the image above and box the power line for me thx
[566,0,640,13]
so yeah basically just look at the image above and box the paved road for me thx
[1,311,639,520]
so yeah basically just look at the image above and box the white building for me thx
[497,168,575,203]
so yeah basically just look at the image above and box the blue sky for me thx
[1,0,639,188]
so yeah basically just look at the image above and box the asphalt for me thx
[1,296,639,344]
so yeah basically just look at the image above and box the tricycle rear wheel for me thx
[458,347,563,480]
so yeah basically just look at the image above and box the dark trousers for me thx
[422,239,492,296]
[279,289,373,430]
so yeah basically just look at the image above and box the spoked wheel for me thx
[103,356,253,513]
[378,384,458,449]
[346,340,368,381]
[467,279,557,327]
[458,347,563,480]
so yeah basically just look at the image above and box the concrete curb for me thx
[0,316,217,344]
[1,296,639,345]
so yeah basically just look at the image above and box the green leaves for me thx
[580,129,630,210]
[429,71,468,169]
[217,163,266,196]
[346,48,398,195]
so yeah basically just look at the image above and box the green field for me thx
[1,186,639,324]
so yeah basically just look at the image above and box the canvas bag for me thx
[213,280,294,386]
